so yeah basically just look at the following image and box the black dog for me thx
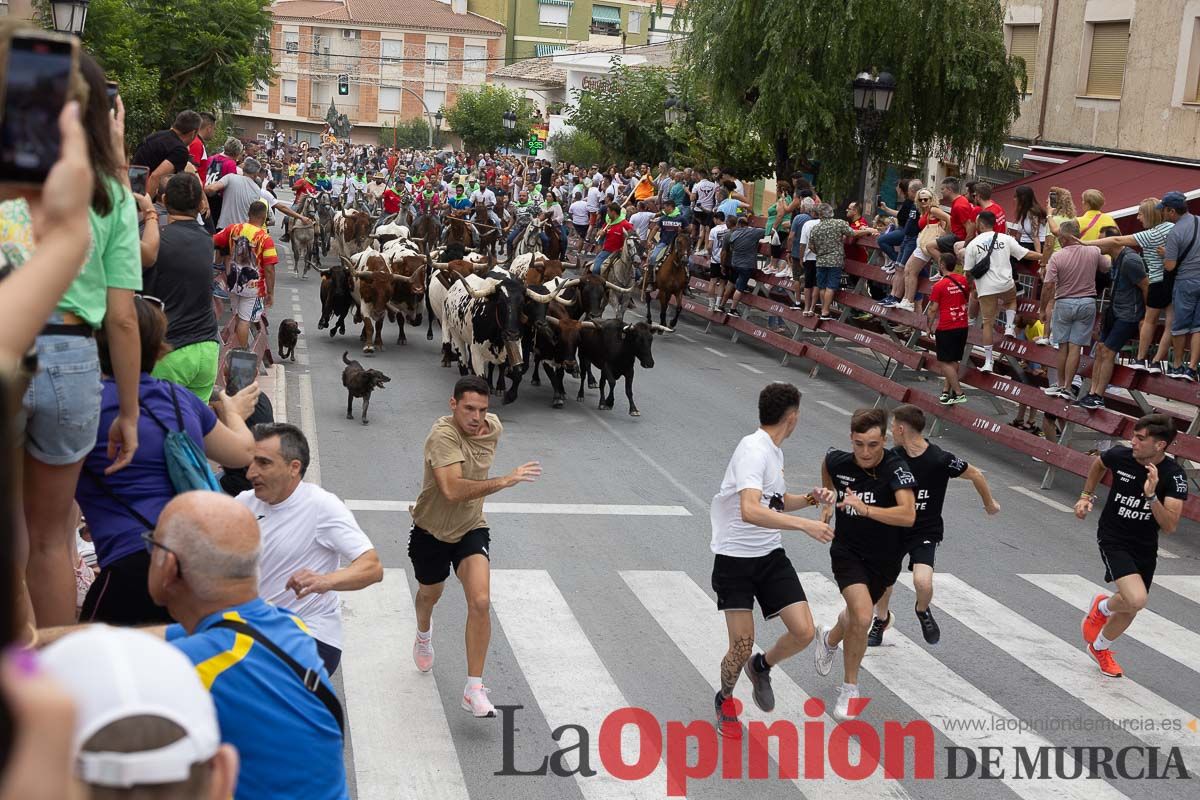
[278,319,301,362]
[341,351,390,424]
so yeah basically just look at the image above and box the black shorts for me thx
[770,242,786,259]
[1099,542,1156,590]
[711,548,807,619]
[693,209,713,228]
[935,327,969,362]
[80,549,174,626]
[803,259,818,289]
[902,535,940,570]
[709,256,725,280]
[830,546,902,604]
[1147,272,1176,310]
[936,233,960,255]
[573,223,589,240]
[408,526,491,586]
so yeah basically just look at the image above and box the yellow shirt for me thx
[1076,210,1117,241]
[411,414,503,542]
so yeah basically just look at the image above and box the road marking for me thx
[1157,546,1180,559]
[737,362,764,374]
[341,570,468,800]
[814,400,852,416]
[344,500,690,515]
[622,571,911,800]
[293,314,305,325]
[493,571,666,799]
[1009,485,1073,513]
[297,373,321,486]
[1158,575,1200,603]
[904,573,1200,753]
[292,302,303,312]
[673,332,696,342]
[801,574,1127,800]
[272,364,287,424]
[1020,573,1200,676]
[584,410,709,509]
[703,346,727,358]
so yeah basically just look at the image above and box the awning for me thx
[591,5,622,24]
[538,0,574,6]
[535,44,567,57]
[992,152,1200,233]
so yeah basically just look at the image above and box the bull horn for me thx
[552,294,576,307]
[391,272,414,283]
[605,281,635,294]
[462,279,498,299]
[340,256,355,270]
[650,323,674,334]
[559,278,581,290]
[432,261,450,270]
[408,237,425,242]
[525,287,556,304]
[579,320,598,329]
[352,270,378,279]
[545,316,561,327]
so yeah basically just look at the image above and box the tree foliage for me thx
[81,0,274,147]
[444,85,535,152]
[566,60,674,166]
[547,130,605,167]
[379,118,436,149]
[674,0,1024,194]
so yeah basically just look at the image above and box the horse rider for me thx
[644,198,684,285]
[592,202,636,276]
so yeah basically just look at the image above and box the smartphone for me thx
[225,349,258,395]
[1048,191,1058,207]
[105,80,119,111]
[128,165,148,196]
[0,33,76,184]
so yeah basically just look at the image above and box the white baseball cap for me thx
[41,626,221,788]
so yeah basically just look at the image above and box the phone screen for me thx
[128,166,149,196]
[226,350,258,395]
[0,36,72,183]
[106,80,119,111]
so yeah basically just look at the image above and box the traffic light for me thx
[338,74,349,95]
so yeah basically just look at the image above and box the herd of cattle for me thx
[300,206,673,415]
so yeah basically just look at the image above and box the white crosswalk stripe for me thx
[491,570,668,799]
[1019,573,1200,676]
[900,574,1200,755]
[799,573,1127,800]
[621,570,911,800]
[341,570,468,800]
[1157,575,1200,605]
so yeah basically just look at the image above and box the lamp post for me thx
[433,109,443,149]
[50,0,90,35]
[663,95,685,125]
[851,70,896,208]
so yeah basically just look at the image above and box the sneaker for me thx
[212,285,230,300]
[1034,336,1052,346]
[950,392,969,404]
[1004,324,1017,338]
[1184,367,1199,383]
[814,624,838,676]
[743,653,775,712]
[788,301,804,310]
[1081,594,1109,645]
[915,606,941,645]
[979,360,994,374]
[74,556,95,612]
[1167,365,1187,379]
[1087,644,1123,678]
[1076,394,1105,409]
[880,295,899,307]
[1148,360,1165,374]
[1056,386,1076,400]
[1042,384,1062,395]
[413,634,434,673]
[866,611,894,647]
[714,691,741,737]
[896,299,915,312]
[1129,358,1150,371]
[938,390,951,404]
[819,314,834,322]
[833,684,861,721]
[727,308,742,317]
[462,684,497,717]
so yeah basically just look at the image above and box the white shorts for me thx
[912,247,931,263]
[231,293,264,323]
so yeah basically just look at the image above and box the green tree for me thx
[80,0,274,147]
[547,130,604,167]
[565,59,674,165]
[669,107,775,181]
[379,118,435,149]
[674,0,1024,195]
[444,85,533,152]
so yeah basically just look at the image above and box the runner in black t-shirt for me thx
[814,409,916,721]
[1075,414,1187,678]
[868,405,1000,647]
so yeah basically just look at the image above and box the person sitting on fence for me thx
[1076,227,1148,409]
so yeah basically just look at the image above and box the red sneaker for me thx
[1088,644,1123,678]
[1081,594,1109,645]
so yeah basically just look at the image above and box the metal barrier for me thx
[679,234,1200,521]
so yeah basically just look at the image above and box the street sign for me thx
[527,136,545,156]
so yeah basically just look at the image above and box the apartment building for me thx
[468,0,659,64]
[231,0,504,144]
[1003,0,1200,161]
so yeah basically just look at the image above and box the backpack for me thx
[141,383,223,493]
[226,228,261,293]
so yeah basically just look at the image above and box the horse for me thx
[513,217,545,259]
[315,192,336,256]
[289,194,319,279]
[411,210,441,255]
[542,221,565,261]
[599,235,641,321]
[444,213,473,251]
[646,232,690,330]
[471,202,500,262]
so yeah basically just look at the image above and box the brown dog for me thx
[341,351,390,424]
[278,318,301,361]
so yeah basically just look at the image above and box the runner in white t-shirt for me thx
[240,424,383,675]
[709,383,834,735]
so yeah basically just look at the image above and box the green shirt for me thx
[766,194,793,232]
[61,177,142,328]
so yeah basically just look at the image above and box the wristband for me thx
[805,493,816,507]
[1080,491,1096,501]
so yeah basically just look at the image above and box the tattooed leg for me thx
[721,635,755,696]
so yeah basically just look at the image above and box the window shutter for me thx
[1008,25,1039,93]
[1085,21,1130,97]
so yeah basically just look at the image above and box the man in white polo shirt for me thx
[240,423,383,674]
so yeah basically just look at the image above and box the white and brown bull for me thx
[345,248,423,354]
[333,208,372,260]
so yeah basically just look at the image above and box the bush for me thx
[547,130,604,168]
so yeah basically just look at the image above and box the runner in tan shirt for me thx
[409,376,540,718]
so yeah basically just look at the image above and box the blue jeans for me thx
[899,235,918,265]
[877,228,905,263]
[593,250,615,274]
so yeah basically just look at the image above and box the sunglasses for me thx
[136,294,165,309]
[141,530,183,577]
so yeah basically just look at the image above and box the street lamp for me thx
[502,110,517,130]
[50,0,90,35]
[664,95,683,125]
[851,70,896,208]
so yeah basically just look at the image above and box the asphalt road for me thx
[265,218,1199,800]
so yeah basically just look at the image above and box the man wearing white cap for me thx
[42,626,239,799]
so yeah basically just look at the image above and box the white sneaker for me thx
[896,299,915,312]
[1004,324,1017,338]
[413,635,434,673]
[462,684,496,718]
[833,684,861,721]
[1034,336,1051,346]
[980,360,994,374]
[814,624,838,676]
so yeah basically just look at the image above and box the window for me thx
[591,4,622,35]
[538,0,571,27]
[629,10,642,34]
[284,32,299,53]
[381,38,402,63]
[1008,25,1038,94]
[379,86,401,111]
[254,80,269,102]
[425,89,445,116]
[464,44,487,75]
[282,79,297,105]
[426,42,448,66]
[1084,21,1130,97]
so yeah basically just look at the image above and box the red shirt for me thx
[980,200,1007,237]
[602,219,634,252]
[293,178,316,198]
[949,195,978,240]
[382,188,402,215]
[188,137,208,183]
[844,217,869,264]
[930,272,972,330]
